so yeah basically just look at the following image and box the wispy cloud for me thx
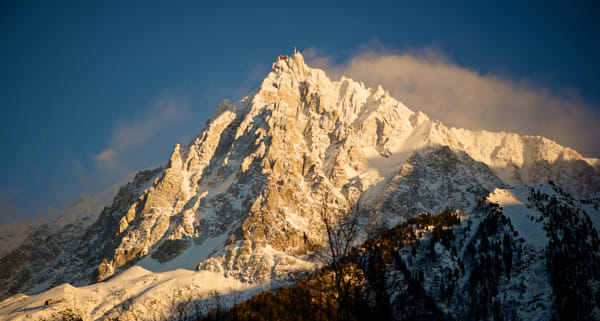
[95,149,118,171]
[94,98,189,173]
[307,47,600,157]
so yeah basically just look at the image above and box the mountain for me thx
[213,183,600,321]
[388,182,600,320]
[0,218,46,259]
[1,52,599,320]
[0,173,135,297]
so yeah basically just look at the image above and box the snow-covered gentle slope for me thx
[0,266,254,321]
[488,187,549,248]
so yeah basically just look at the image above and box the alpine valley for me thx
[1,53,599,321]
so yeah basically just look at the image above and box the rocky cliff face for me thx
[362,146,506,234]
[1,52,599,303]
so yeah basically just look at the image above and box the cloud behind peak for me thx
[309,49,600,158]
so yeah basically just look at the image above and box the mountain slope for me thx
[395,183,600,320]
[362,146,505,234]
[201,183,600,321]
[0,172,138,298]
[0,218,46,259]
[1,52,599,320]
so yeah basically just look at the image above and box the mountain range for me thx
[1,52,599,321]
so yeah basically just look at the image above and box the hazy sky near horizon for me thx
[1,0,599,224]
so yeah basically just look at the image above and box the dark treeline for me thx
[528,183,600,321]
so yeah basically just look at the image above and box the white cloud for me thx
[307,48,600,157]
[95,149,118,171]
[94,99,189,172]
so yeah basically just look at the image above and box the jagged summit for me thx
[272,51,310,74]
[1,52,600,320]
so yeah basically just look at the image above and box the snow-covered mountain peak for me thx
[2,52,600,320]
[271,52,310,75]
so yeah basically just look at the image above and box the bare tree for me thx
[317,196,364,321]
[321,201,360,266]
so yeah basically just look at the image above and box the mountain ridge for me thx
[1,52,599,320]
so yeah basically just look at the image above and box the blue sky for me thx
[1,0,599,224]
